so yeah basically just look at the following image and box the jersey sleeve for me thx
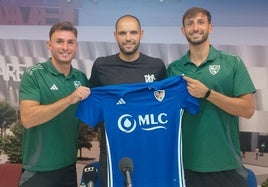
[75,93,103,127]
[19,68,41,102]
[177,77,200,115]
[184,94,200,115]
[233,57,256,96]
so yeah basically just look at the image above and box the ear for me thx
[208,23,213,34]
[114,31,118,42]
[46,40,51,50]
[140,29,144,40]
[181,26,186,36]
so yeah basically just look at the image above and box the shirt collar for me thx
[183,45,217,66]
[45,59,75,79]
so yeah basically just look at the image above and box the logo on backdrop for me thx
[0,62,27,82]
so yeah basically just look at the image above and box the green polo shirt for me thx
[19,60,88,171]
[167,46,256,172]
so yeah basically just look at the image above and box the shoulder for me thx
[139,53,165,66]
[20,62,48,88]
[71,68,88,85]
[213,47,242,62]
[72,67,86,76]
[91,54,118,70]
[94,54,118,64]
[166,56,188,77]
[168,55,186,68]
[215,49,246,70]
[140,53,163,62]
[24,62,46,76]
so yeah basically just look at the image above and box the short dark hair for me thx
[115,15,141,31]
[182,7,211,26]
[49,21,77,39]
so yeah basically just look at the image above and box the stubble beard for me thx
[186,32,209,45]
[119,42,140,56]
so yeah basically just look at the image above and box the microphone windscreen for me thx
[119,157,134,173]
[83,163,98,183]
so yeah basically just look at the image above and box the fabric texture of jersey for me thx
[76,76,199,187]
[167,45,256,172]
[19,60,88,171]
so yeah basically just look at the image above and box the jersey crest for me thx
[154,90,165,101]
[209,65,220,75]
[73,81,81,88]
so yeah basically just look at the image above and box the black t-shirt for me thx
[89,53,166,87]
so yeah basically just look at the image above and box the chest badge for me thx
[154,90,165,102]
[73,81,81,88]
[209,65,220,75]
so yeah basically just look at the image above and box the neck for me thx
[51,59,71,76]
[189,42,210,66]
[119,52,140,62]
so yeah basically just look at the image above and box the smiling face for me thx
[47,30,78,65]
[114,16,143,61]
[182,12,212,46]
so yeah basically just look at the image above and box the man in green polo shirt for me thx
[167,7,256,187]
[19,21,90,187]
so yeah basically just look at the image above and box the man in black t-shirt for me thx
[88,15,166,187]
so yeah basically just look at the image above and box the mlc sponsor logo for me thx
[117,113,168,133]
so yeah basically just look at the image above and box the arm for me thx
[183,76,255,119]
[20,86,90,128]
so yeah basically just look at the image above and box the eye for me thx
[185,21,193,27]
[118,31,126,36]
[56,40,64,44]
[68,41,75,45]
[198,20,205,25]
[130,31,138,35]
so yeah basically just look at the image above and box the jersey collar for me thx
[184,45,217,66]
[45,59,76,79]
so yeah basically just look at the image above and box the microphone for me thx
[119,157,134,187]
[80,163,98,187]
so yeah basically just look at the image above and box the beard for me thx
[186,32,209,45]
[118,42,140,56]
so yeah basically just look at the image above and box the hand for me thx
[70,86,90,104]
[183,76,208,98]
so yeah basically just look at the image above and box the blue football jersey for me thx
[76,76,199,187]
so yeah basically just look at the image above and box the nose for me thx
[125,32,132,41]
[62,42,68,49]
[192,23,199,31]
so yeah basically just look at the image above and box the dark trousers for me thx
[99,123,108,187]
[19,163,77,187]
[184,168,248,187]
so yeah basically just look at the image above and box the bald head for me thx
[115,15,141,31]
